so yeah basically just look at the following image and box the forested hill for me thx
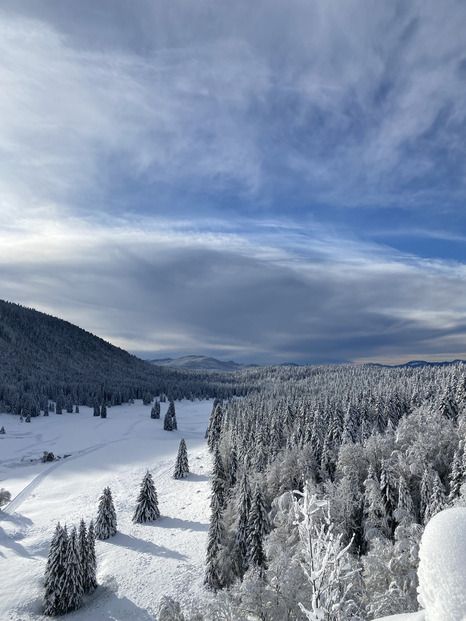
[0,300,243,414]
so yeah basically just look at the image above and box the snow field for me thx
[0,399,213,620]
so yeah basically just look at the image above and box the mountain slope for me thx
[0,300,240,412]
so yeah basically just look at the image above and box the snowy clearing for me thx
[0,400,213,620]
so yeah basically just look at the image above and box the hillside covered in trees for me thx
[0,300,250,415]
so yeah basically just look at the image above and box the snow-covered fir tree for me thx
[151,400,161,419]
[246,483,269,575]
[207,403,223,451]
[44,523,68,616]
[84,520,98,593]
[61,526,84,612]
[233,471,252,580]
[164,400,177,431]
[174,438,189,479]
[204,485,227,591]
[133,471,160,523]
[95,486,117,539]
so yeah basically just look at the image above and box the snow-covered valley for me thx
[0,400,213,620]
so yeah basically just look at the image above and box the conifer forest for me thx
[2,302,466,619]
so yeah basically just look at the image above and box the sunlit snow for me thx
[0,400,212,620]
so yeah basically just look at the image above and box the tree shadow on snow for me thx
[108,532,187,560]
[186,472,210,482]
[0,525,32,558]
[153,516,208,532]
[0,511,33,527]
[86,584,155,621]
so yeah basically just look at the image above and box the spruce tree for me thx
[233,471,252,579]
[207,404,223,451]
[246,483,269,574]
[44,523,68,616]
[133,471,160,523]
[212,448,227,509]
[78,518,97,594]
[61,526,83,612]
[204,487,226,591]
[164,401,176,431]
[174,438,189,479]
[100,403,107,419]
[85,520,98,593]
[448,445,464,503]
[93,403,100,417]
[0,426,5,434]
[95,487,117,539]
[151,401,161,419]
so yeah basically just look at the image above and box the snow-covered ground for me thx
[0,400,213,620]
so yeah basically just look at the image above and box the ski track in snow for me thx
[3,443,106,515]
[0,400,213,620]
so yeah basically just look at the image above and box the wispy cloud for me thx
[2,1,466,363]
[1,217,466,364]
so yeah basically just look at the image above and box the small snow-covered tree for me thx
[0,425,5,434]
[93,403,100,417]
[95,487,117,539]
[174,438,189,479]
[295,485,361,621]
[133,471,160,523]
[164,400,177,431]
[151,400,161,419]
[0,487,11,508]
[157,595,185,621]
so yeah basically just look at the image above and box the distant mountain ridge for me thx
[147,355,255,371]
[367,359,466,368]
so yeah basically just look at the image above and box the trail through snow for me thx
[0,400,213,620]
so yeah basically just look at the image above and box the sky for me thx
[1,0,466,365]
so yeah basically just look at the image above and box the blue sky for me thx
[1,0,466,364]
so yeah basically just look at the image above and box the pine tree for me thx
[246,483,269,574]
[44,523,68,616]
[424,470,446,524]
[133,471,160,523]
[204,487,226,591]
[207,404,223,451]
[100,402,107,418]
[95,487,117,539]
[227,446,238,490]
[212,447,227,509]
[233,471,252,579]
[0,426,5,434]
[363,465,390,547]
[61,526,83,612]
[93,403,100,417]
[85,520,98,593]
[396,472,415,523]
[448,444,464,503]
[164,400,176,431]
[174,438,189,479]
[151,400,161,419]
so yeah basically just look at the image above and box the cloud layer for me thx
[2,1,466,363]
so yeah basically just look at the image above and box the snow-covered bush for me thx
[0,488,11,508]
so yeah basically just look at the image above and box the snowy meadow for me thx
[0,399,212,620]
